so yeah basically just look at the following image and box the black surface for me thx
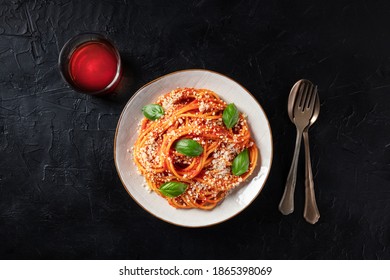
[1,0,389,260]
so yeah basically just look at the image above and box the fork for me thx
[279,82,318,215]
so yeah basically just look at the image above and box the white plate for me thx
[114,69,273,227]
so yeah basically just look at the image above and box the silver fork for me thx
[279,82,318,215]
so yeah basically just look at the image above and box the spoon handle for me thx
[303,130,320,224]
[279,128,302,215]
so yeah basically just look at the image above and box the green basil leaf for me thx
[174,139,204,157]
[232,149,249,176]
[142,104,164,120]
[159,181,188,197]
[223,103,239,129]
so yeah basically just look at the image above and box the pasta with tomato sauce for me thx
[133,88,258,210]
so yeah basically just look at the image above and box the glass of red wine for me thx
[59,33,122,95]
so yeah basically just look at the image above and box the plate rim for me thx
[114,68,274,228]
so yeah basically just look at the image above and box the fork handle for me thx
[303,130,320,224]
[279,128,302,215]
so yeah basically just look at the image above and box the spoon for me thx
[279,79,318,215]
[286,79,320,224]
[302,90,320,224]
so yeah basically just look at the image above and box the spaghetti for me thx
[133,88,258,210]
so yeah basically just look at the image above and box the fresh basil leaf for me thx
[223,103,239,129]
[174,139,204,157]
[159,181,188,197]
[142,104,164,120]
[232,149,249,176]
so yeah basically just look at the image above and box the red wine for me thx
[69,42,119,93]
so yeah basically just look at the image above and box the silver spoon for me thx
[302,88,320,224]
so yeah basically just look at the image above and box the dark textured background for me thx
[1,0,389,259]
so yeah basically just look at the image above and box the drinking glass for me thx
[59,33,122,95]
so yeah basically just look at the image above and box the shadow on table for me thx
[105,52,138,104]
